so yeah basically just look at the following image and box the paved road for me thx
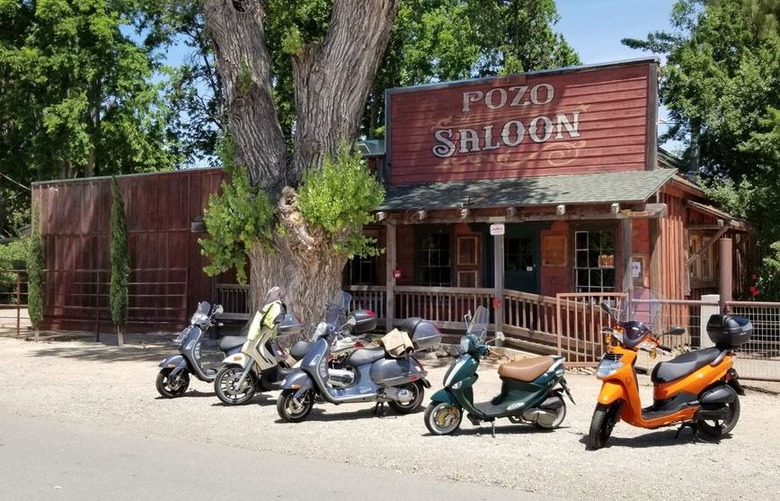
[0,415,553,501]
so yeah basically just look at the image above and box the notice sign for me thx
[490,224,505,236]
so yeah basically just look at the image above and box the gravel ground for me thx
[1,333,779,500]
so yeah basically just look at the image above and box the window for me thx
[346,255,377,285]
[689,234,715,282]
[506,237,534,272]
[417,233,451,286]
[574,230,616,292]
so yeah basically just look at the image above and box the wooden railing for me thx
[45,268,188,325]
[0,270,28,336]
[214,284,780,381]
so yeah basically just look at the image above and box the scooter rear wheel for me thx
[156,368,190,398]
[587,402,621,450]
[388,381,425,415]
[696,388,740,438]
[424,402,463,435]
[214,365,257,405]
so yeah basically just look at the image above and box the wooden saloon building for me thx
[32,58,749,345]
[347,57,750,339]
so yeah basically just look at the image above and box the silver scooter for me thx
[156,301,246,398]
[276,291,442,422]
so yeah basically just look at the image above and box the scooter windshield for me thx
[467,306,489,341]
[190,301,211,326]
[324,291,353,327]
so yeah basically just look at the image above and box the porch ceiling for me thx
[380,168,677,211]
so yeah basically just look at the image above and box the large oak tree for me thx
[201,0,398,322]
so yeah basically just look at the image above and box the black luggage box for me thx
[398,317,443,350]
[706,314,752,348]
[350,309,378,334]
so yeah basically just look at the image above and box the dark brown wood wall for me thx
[33,168,225,333]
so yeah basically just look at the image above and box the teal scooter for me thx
[424,306,574,436]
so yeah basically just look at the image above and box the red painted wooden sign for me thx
[387,60,655,185]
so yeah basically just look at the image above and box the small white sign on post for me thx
[490,223,505,236]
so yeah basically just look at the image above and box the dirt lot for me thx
[1,333,779,500]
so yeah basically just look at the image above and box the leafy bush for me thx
[297,144,385,258]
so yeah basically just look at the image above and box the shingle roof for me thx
[380,169,677,211]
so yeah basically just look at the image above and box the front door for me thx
[504,229,540,293]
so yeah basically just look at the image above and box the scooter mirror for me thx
[215,304,224,315]
[666,326,686,336]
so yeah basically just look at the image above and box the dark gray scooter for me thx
[156,301,246,398]
[276,292,443,422]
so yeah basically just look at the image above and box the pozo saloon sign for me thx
[431,83,581,159]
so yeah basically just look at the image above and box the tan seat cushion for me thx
[498,356,554,382]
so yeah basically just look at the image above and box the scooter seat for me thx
[219,335,246,351]
[651,347,723,383]
[347,347,386,367]
[498,356,553,382]
[289,340,313,361]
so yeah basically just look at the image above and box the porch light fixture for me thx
[375,211,387,222]
[393,266,402,279]
[417,210,427,221]
[460,208,470,219]
[556,204,566,216]
[610,203,620,214]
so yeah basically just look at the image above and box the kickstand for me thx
[373,402,388,418]
[491,421,496,438]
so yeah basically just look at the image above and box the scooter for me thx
[213,287,305,405]
[276,291,442,423]
[587,300,752,450]
[156,301,246,398]
[424,305,574,436]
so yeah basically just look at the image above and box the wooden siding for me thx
[388,61,654,184]
[33,169,225,332]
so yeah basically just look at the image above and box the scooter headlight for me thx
[596,358,623,379]
[459,337,471,354]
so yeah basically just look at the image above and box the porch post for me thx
[719,237,733,313]
[385,222,396,330]
[493,232,504,335]
[621,218,633,293]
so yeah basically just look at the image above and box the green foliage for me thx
[0,0,184,235]
[0,237,28,302]
[0,237,28,270]
[27,204,44,329]
[199,167,275,284]
[627,0,780,293]
[297,145,385,258]
[746,242,780,301]
[109,177,130,328]
[364,0,580,136]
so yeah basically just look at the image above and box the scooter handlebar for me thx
[658,344,673,353]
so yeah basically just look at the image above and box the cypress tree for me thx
[109,177,129,346]
[27,201,45,342]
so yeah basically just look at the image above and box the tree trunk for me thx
[117,325,124,347]
[204,0,398,326]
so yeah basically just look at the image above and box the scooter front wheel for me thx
[277,389,314,423]
[587,402,621,450]
[214,365,257,405]
[156,368,190,398]
[424,402,462,435]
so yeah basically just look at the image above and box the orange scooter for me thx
[587,301,752,450]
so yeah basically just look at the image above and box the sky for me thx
[554,0,678,65]
[554,0,682,150]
